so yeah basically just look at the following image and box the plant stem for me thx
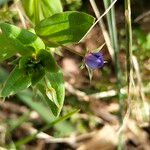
[103,0,123,119]
[34,0,40,25]
[124,4,133,149]
[103,0,114,47]
[43,39,85,57]
[111,1,124,149]
[125,0,132,94]
[103,0,124,149]
[89,0,115,63]
[79,0,117,42]
[110,0,123,122]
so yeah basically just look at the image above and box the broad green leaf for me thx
[0,23,45,52]
[37,50,59,72]
[35,11,95,46]
[1,67,31,97]
[0,34,31,62]
[37,69,65,116]
[22,0,63,24]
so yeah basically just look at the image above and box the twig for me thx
[65,82,126,102]
[65,82,89,101]
[21,124,96,147]
[132,56,149,121]
[134,10,150,22]
[132,56,146,102]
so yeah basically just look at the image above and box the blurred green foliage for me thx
[61,0,82,10]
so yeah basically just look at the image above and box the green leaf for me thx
[0,34,30,62]
[30,64,45,86]
[35,11,95,46]
[1,67,31,97]
[37,50,59,72]
[0,66,8,84]
[37,83,59,116]
[46,86,58,107]
[0,23,45,52]
[37,69,65,116]
[21,0,34,22]
[41,0,63,18]
[46,70,65,115]
[19,56,32,69]
[22,0,63,24]
[0,67,56,122]
[19,56,45,86]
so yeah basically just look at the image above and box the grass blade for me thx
[14,109,79,147]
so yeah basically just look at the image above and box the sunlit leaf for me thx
[0,34,30,62]
[1,67,31,97]
[41,0,63,18]
[37,69,64,116]
[46,84,59,107]
[35,11,95,46]
[46,70,65,113]
[37,50,59,72]
[22,0,63,24]
[0,23,45,52]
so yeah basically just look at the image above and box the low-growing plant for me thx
[1,1,149,149]
[0,0,96,117]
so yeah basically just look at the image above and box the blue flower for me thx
[84,52,104,69]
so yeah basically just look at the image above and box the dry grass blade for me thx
[89,0,115,63]
[79,0,117,42]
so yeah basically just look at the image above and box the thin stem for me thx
[89,0,115,63]
[103,0,124,149]
[79,0,117,42]
[119,0,133,149]
[110,1,124,149]
[60,44,84,57]
[125,0,132,95]
[103,0,123,119]
[43,39,85,57]
[15,109,79,147]
[34,0,40,25]
[103,0,114,47]
[110,0,123,121]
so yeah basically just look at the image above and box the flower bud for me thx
[84,52,104,69]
